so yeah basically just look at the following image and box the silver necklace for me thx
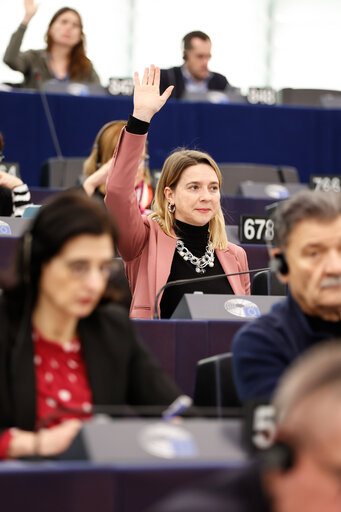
[176,239,215,274]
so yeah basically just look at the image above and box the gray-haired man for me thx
[232,190,341,403]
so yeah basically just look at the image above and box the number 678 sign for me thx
[239,215,274,244]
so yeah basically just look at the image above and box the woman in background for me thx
[0,191,180,459]
[3,0,100,89]
[82,120,153,214]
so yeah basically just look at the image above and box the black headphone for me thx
[270,253,289,276]
[260,440,295,473]
[91,121,127,170]
[92,121,123,152]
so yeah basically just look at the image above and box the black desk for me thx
[0,458,246,512]
[2,89,341,185]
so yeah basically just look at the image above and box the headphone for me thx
[270,252,289,276]
[260,440,295,473]
[92,121,121,152]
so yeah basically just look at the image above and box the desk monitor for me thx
[171,294,285,320]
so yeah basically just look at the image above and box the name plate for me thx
[239,215,274,244]
[108,77,134,96]
[309,174,341,192]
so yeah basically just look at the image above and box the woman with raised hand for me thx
[3,0,100,89]
[105,65,250,319]
[0,191,180,459]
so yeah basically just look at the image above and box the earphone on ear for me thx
[270,253,289,276]
[260,440,295,473]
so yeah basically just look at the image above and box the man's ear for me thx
[270,248,290,283]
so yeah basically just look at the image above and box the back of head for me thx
[273,339,341,444]
[182,30,210,59]
[271,190,341,250]
[83,121,127,178]
[2,190,117,306]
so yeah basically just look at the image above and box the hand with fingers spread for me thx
[133,65,174,123]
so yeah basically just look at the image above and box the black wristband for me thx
[126,115,150,135]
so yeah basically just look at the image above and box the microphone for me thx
[34,69,65,166]
[153,267,271,319]
[162,395,193,421]
[0,220,11,235]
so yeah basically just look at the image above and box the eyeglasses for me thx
[61,258,116,280]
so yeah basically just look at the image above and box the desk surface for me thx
[2,90,341,186]
[0,417,248,512]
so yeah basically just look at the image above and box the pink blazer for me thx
[105,129,250,319]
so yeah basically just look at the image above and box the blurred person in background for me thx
[160,31,229,99]
[3,0,100,89]
[152,340,341,512]
[0,191,181,459]
[82,120,153,214]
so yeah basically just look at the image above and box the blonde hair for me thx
[83,121,151,194]
[151,149,227,250]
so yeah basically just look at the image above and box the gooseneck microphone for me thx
[153,267,271,319]
[34,69,64,161]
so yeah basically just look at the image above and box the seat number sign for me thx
[239,215,274,244]
[309,175,341,193]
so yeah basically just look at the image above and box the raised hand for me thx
[23,0,40,25]
[132,65,173,123]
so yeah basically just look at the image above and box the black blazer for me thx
[160,66,229,99]
[0,298,180,432]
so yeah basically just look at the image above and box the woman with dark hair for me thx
[82,120,153,214]
[3,0,100,89]
[0,190,180,459]
[105,66,250,319]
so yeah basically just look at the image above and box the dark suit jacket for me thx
[0,297,180,432]
[160,66,229,99]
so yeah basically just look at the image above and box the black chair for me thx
[40,157,86,187]
[277,88,341,107]
[193,353,241,412]
[219,163,299,196]
[251,270,287,296]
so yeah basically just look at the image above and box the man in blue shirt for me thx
[232,190,341,403]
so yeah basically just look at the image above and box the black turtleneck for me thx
[160,220,233,319]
